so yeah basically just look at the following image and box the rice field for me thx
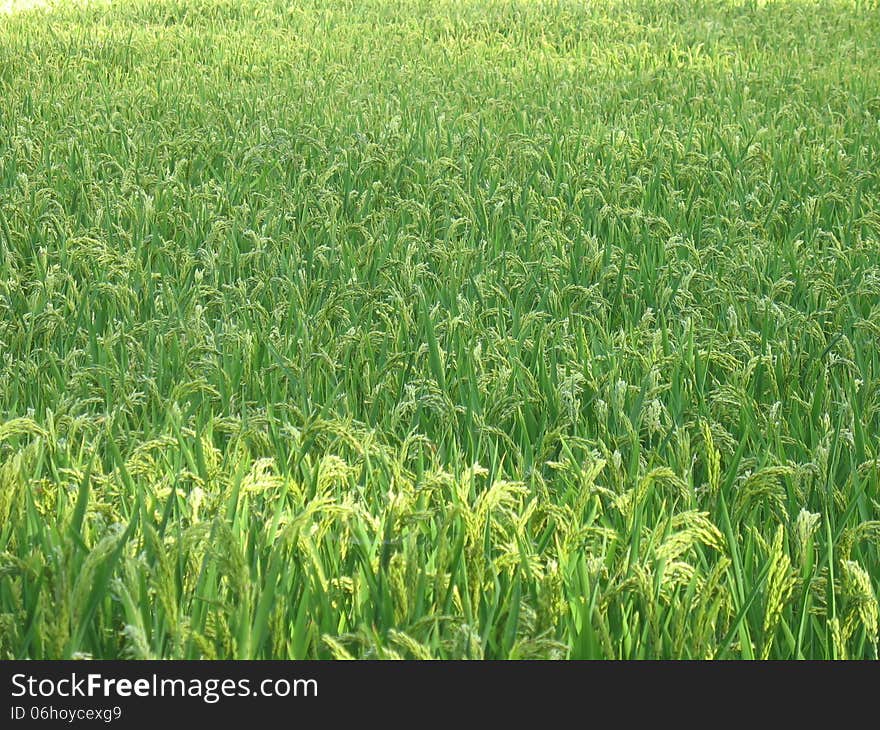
[1,0,879,660]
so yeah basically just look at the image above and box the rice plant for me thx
[1,0,879,659]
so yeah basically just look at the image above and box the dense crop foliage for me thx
[1,0,879,659]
